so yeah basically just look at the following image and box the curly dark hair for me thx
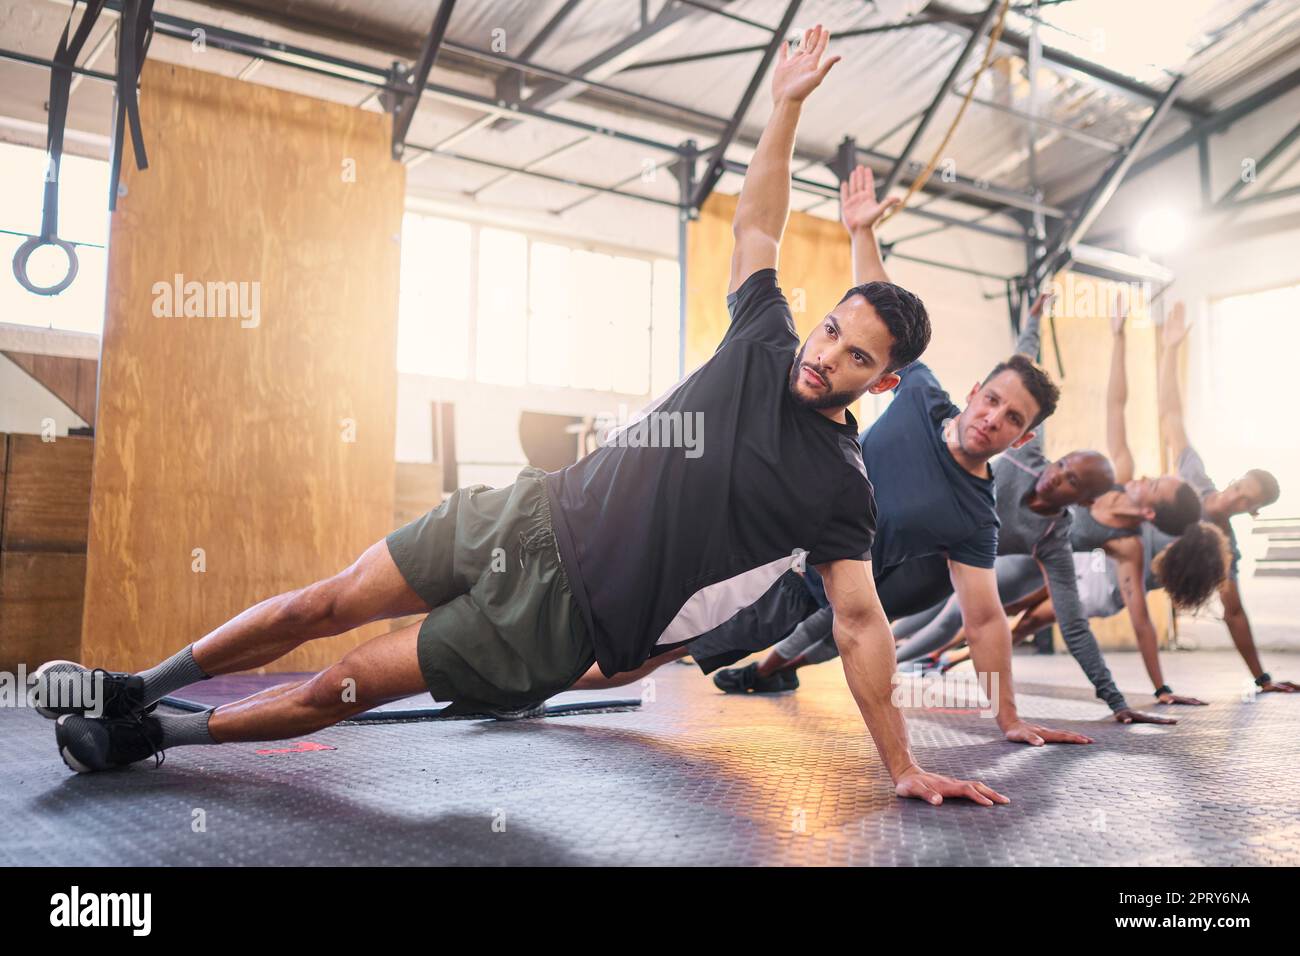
[838,281,932,372]
[1153,480,1202,536]
[1150,521,1231,611]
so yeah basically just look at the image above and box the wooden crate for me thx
[0,551,87,670]
[1,434,93,553]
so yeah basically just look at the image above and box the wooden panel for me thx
[687,192,853,372]
[83,61,404,673]
[1,351,98,423]
[0,552,86,670]
[0,434,7,548]
[1,434,93,552]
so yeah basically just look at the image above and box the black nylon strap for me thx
[41,0,107,240]
[109,0,156,210]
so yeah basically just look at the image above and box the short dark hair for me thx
[1153,481,1202,536]
[838,281,931,373]
[1245,468,1280,509]
[1151,521,1230,611]
[981,353,1059,431]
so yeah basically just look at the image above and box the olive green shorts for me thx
[385,466,594,714]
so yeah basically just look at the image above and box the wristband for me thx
[1154,685,1173,698]
[1255,673,1272,687]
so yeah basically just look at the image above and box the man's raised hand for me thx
[840,164,900,234]
[772,24,841,105]
[1028,291,1056,318]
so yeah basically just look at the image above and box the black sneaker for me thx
[30,660,154,721]
[779,668,800,691]
[55,713,166,773]
[712,662,788,694]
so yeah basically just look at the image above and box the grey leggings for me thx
[893,555,1045,662]
[774,554,958,665]
[774,555,1047,666]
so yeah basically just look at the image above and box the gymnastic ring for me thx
[12,234,80,296]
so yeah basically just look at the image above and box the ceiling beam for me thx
[1034,75,1185,282]
[923,0,1210,120]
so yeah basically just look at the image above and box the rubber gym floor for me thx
[4,648,1297,866]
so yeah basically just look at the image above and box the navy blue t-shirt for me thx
[804,361,999,606]
[862,361,999,570]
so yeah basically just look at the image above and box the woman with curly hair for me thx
[1148,521,1232,612]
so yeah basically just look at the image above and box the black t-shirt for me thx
[859,361,999,571]
[545,269,878,676]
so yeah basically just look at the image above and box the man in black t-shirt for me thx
[47,27,1008,807]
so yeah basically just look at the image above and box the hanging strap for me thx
[109,0,156,211]
[11,0,107,295]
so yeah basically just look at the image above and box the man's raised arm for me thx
[1158,301,1192,462]
[729,25,840,294]
[839,164,898,284]
[1107,298,1136,484]
[1014,291,1054,359]
[817,558,1009,807]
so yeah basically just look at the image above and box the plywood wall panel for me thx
[83,61,404,673]
[687,192,854,367]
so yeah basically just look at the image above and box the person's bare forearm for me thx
[849,226,890,284]
[569,646,686,690]
[1224,607,1265,679]
[1107,325,1130,465]
[1157,323,1183,431]
[1128,602,1165,690]
[834,613,917,780]
[964,618,1019,728]
[733,99,801,242]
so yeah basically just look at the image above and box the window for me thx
[569,250,651,394]
[398,210,680,398]
[650,259,680,396]
[528,242,575,388]
[475,228,528,386]
[0,141,109,334]
[397,214,471,379]
[1201,283,1300,515]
